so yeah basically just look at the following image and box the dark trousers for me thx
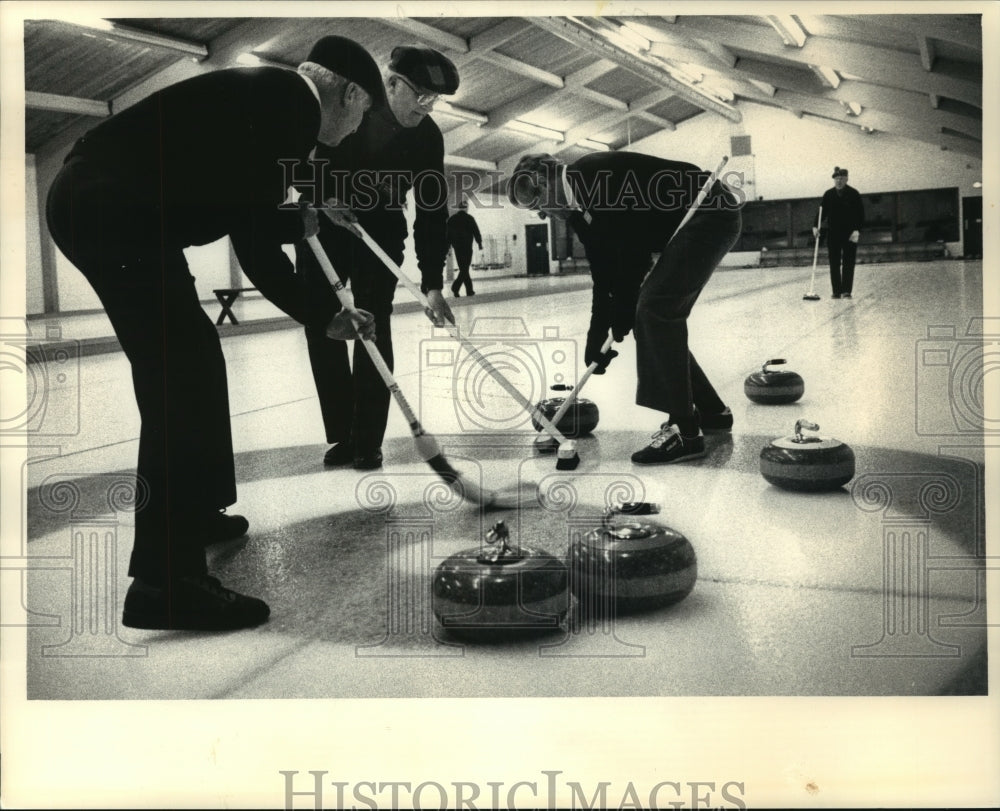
[634,202,742,433]
[297,225,402,453]
[828,234,857,296]
[46,158,235,584]
[450,246,474,295]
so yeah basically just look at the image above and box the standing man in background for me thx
[45,36,382,631]
[297,45,459,471]
[447,200,484,297]
[814,166,864,299]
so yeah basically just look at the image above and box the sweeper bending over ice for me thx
[509,151,742,465]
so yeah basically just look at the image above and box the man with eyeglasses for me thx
[296,45,460,472]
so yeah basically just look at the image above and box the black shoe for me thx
[467,291,475,296]
[199,509,249,546]
[353,448,383,470]
[698,407,733,433]
[122,575,270,631]
[842,293,852,299]
[451,289,461,297]
[832,293,842,299]
[323,442,354,466]
[631,424,706,465]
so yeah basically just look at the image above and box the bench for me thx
[213,288,258,325]
[759,242,946,268]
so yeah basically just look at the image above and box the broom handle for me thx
[353,225,570,446]
[546,335,614,427]
[670,155,730,245]
[304,236,421,428]
[811,206,823,282]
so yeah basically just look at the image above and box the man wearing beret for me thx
[509,151,741,465]
[296,45,459,471]
[813,167,864,298]
[45,36,382,631]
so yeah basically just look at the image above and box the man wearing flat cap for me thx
[45,35,382,631]
[814,166,865,298]
[296,44,460,472]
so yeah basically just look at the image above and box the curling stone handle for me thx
[762,358,788,373]
[794,419,821,442]
[550,383,574,392]
[603,501,661,524]
[483,520,512,561]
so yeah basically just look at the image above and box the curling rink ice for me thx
[17,258,991,699]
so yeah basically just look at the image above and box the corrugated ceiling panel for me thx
[584,66,660,102]
[25,20,181,100]
[259,18,404,67]
[933,40,983,64]
[803,14,928,54]
[646,96,706,123]
[558,145,594,163]
[518,94,608,132]
[495,26,595,75]
[496,25,574,62]
[434,117,468,135]
[450,60,540,110]
[106,18,239,42]
[413,17,506,38]
[26,110,89,153]
[454,129,539,162]
[588,116,661,148]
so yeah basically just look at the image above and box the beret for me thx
[832,166,849,178]
[307,36,386,109]
[389,45,459,95]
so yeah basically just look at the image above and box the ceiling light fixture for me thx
[577,138,612,152]
[505,120,566,142]
[620,20,665,45]
[666,64,704,85]
[435,101,488,126]
[766,15,807,47]
[701,82,736,103]
[614,25,651,52]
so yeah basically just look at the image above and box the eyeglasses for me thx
[393,74,439,108]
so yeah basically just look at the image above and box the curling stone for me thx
[532,384,600,438]
[744,358,805,404]
[432,520,569,639]
[759,419,855,492]
[569,503,697,614]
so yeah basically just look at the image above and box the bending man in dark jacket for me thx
[45,36,382,631]
[814,166,864,298]
[447,200,484,296]
[510,151,741,464]
[296,46,458,471]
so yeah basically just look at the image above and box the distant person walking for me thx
[448,200,483,296]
